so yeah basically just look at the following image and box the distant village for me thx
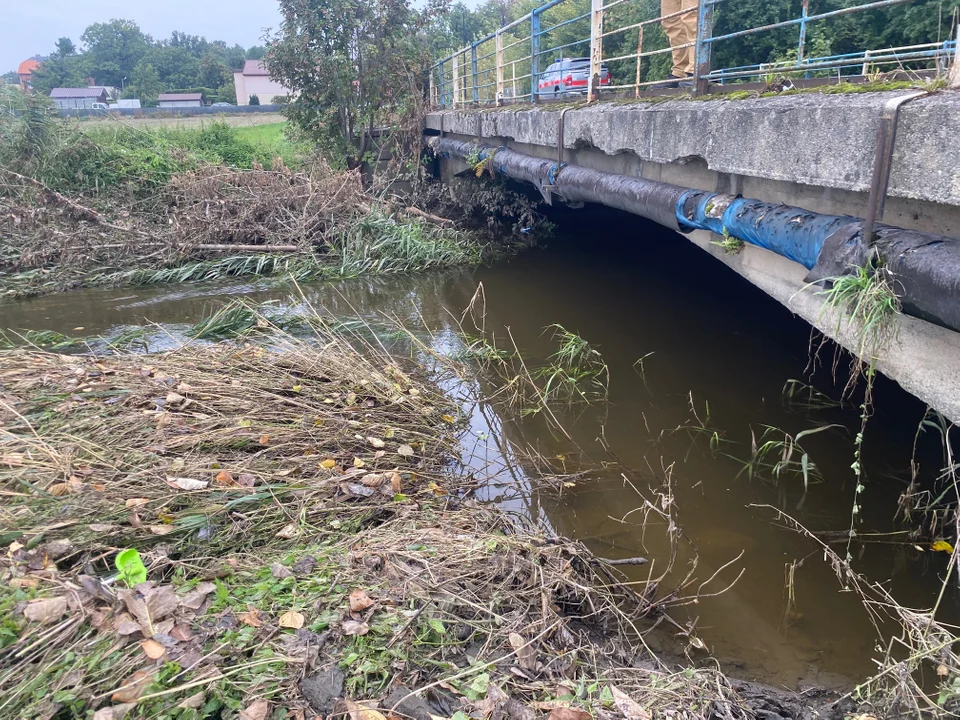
[11,55,290,110]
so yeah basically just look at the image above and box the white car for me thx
[537,57,612,97]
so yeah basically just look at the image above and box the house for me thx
[18,56,44,91]
[50,87,108,109]
[233,60,289,105]
[158,93,204,108]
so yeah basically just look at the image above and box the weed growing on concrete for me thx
[712,227,745,255]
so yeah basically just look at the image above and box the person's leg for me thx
[678,0,699,76]
[661,0,687,79]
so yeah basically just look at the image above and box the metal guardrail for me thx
[430,0,957,107]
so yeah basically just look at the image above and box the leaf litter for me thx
[0,317,818,719]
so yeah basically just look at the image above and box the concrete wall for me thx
[234,72,289,105]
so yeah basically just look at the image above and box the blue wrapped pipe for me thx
[675,190,861,270]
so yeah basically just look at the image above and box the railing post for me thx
[589,0,604,101]
[429,71,436,108]
[452,54,461,108]
[531,10,541,104]
[634,26,644,98]
[496,30,505,106]
[438,60,446,108]
[471,45,479,105]
[797,0,809,66]
[694,0,714,96]
[950,24,960,89]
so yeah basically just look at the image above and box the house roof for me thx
[158,93,204,101]
[18,59,41,76]
[50,87,107,98]
[239,60,270,76]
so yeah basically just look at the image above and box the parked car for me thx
[91,102,109,110]
[537,57,612,97]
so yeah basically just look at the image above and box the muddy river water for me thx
[3,207,956,690]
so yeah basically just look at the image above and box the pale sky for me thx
[2,0,284,73]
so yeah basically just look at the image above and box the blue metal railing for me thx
[430,0,958,107]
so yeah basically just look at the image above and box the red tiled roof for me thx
[18,59,41,76]
[240,59,270,76]
[158,93,204,101]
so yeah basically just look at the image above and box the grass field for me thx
[78,112,286,131]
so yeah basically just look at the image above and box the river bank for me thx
[0,315,847,720]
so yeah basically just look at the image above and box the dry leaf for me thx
[119,585,179,638]
[237,473,257,487]
[938,664,950,677]
[442,414,456,423]
[271,563,293,579]
[341,618,370,636]
[509,632,537,670]
[170,623,194,642]
[397,445,414,457]
[177,692,206,710]
[93,703,136,720]
[48,482,78,496]
[148,525,175,536]
[166,477,209,491]
[367,437,385,448]
[125,498,149,508]
[353,457,366,468]
[111,669,155,703]
[360,473,386,487]
[89,523,116,532]
[140,638,167,659]
[239,610,265,627]
[239,699,270,720]
[609,686,651,720]
[344,699,388,720]
[215,469,236,486]
[349,589,375,612]
[279,610,305,629]
[548,709,592,720]
[319,459,337,469]
[259,434,270,445]
[179,581,216,610]
[23,596,68,624]
[114,614,143,636]
[276,523,298,539]
[390,472,402,493]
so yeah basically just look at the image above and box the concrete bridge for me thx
[424,90,960,421]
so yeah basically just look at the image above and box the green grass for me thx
[233,121,310,168]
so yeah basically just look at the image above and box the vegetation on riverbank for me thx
[0,89,532,300]
[0,313,814,720]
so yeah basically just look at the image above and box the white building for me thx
[158,93,204,108]
[233,60,290,105]
[50,87,108,109]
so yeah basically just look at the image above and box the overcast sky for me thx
[2,0,284,73]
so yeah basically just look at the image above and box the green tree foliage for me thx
[2,71,18,85]
[80,19,151,87]
[249,94,260,105]
[30,38,89,94]
[268,0,445,166]
[125,61,162,105]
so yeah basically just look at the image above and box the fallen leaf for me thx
[125,498,150,508]
[259,434,270,445]
[609,686,651,720]
[115,614,143,636]
[23,596,68,624]
[353,457,366,468]
[367,437,385,448]
[179,581,216,610]
[271,563,294,579]
[170,623,194,642]
[279,610,305,629]
[140,638,166,659]
[237,418,253,428]
[292,384,302,393]
[938,664,950,677]
[384,428,395,439]
[341,482,375,498]
[931,540,954,554]
[442,414,456,423]
[509,632,537,670]
[9,577,39,589]
[177,692,206,710]
[397,445,414,457]
[48,482,78,497]
[239,609,265,627]
[349,589,375,612]
[319,459,337,470]
[149,525,175,536]
[237,473,257,487]
[166,477,209,491]
[240,699,270,720]
[215,470,236,486]
[93,703,137,720]
[89,523,117,532]
[390,472,402,494]
[548,709,592,720]
[344,699,388,720]
[276,523,298,539]
[119,585,179,637]
[341,618,370,636]
[361,473,386,487]
[111,669,155,703]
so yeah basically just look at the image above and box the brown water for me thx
[3,205,956,690]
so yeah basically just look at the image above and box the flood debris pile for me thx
[0,323,827,719]
[0,92,489,299]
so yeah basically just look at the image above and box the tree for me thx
[199,53,231,88]
[248,93,260,105]
[80,19,150,87]
[55,37,76,57]
[126,61,161,105]
[141,45,201,88]
[2,71,19,85]
[246,45,267,60]
[30,37,88,93]
[268,0,445,166]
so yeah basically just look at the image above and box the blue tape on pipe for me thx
[677,191,856,269]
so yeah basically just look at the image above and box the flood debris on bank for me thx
[0,318,843,720]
